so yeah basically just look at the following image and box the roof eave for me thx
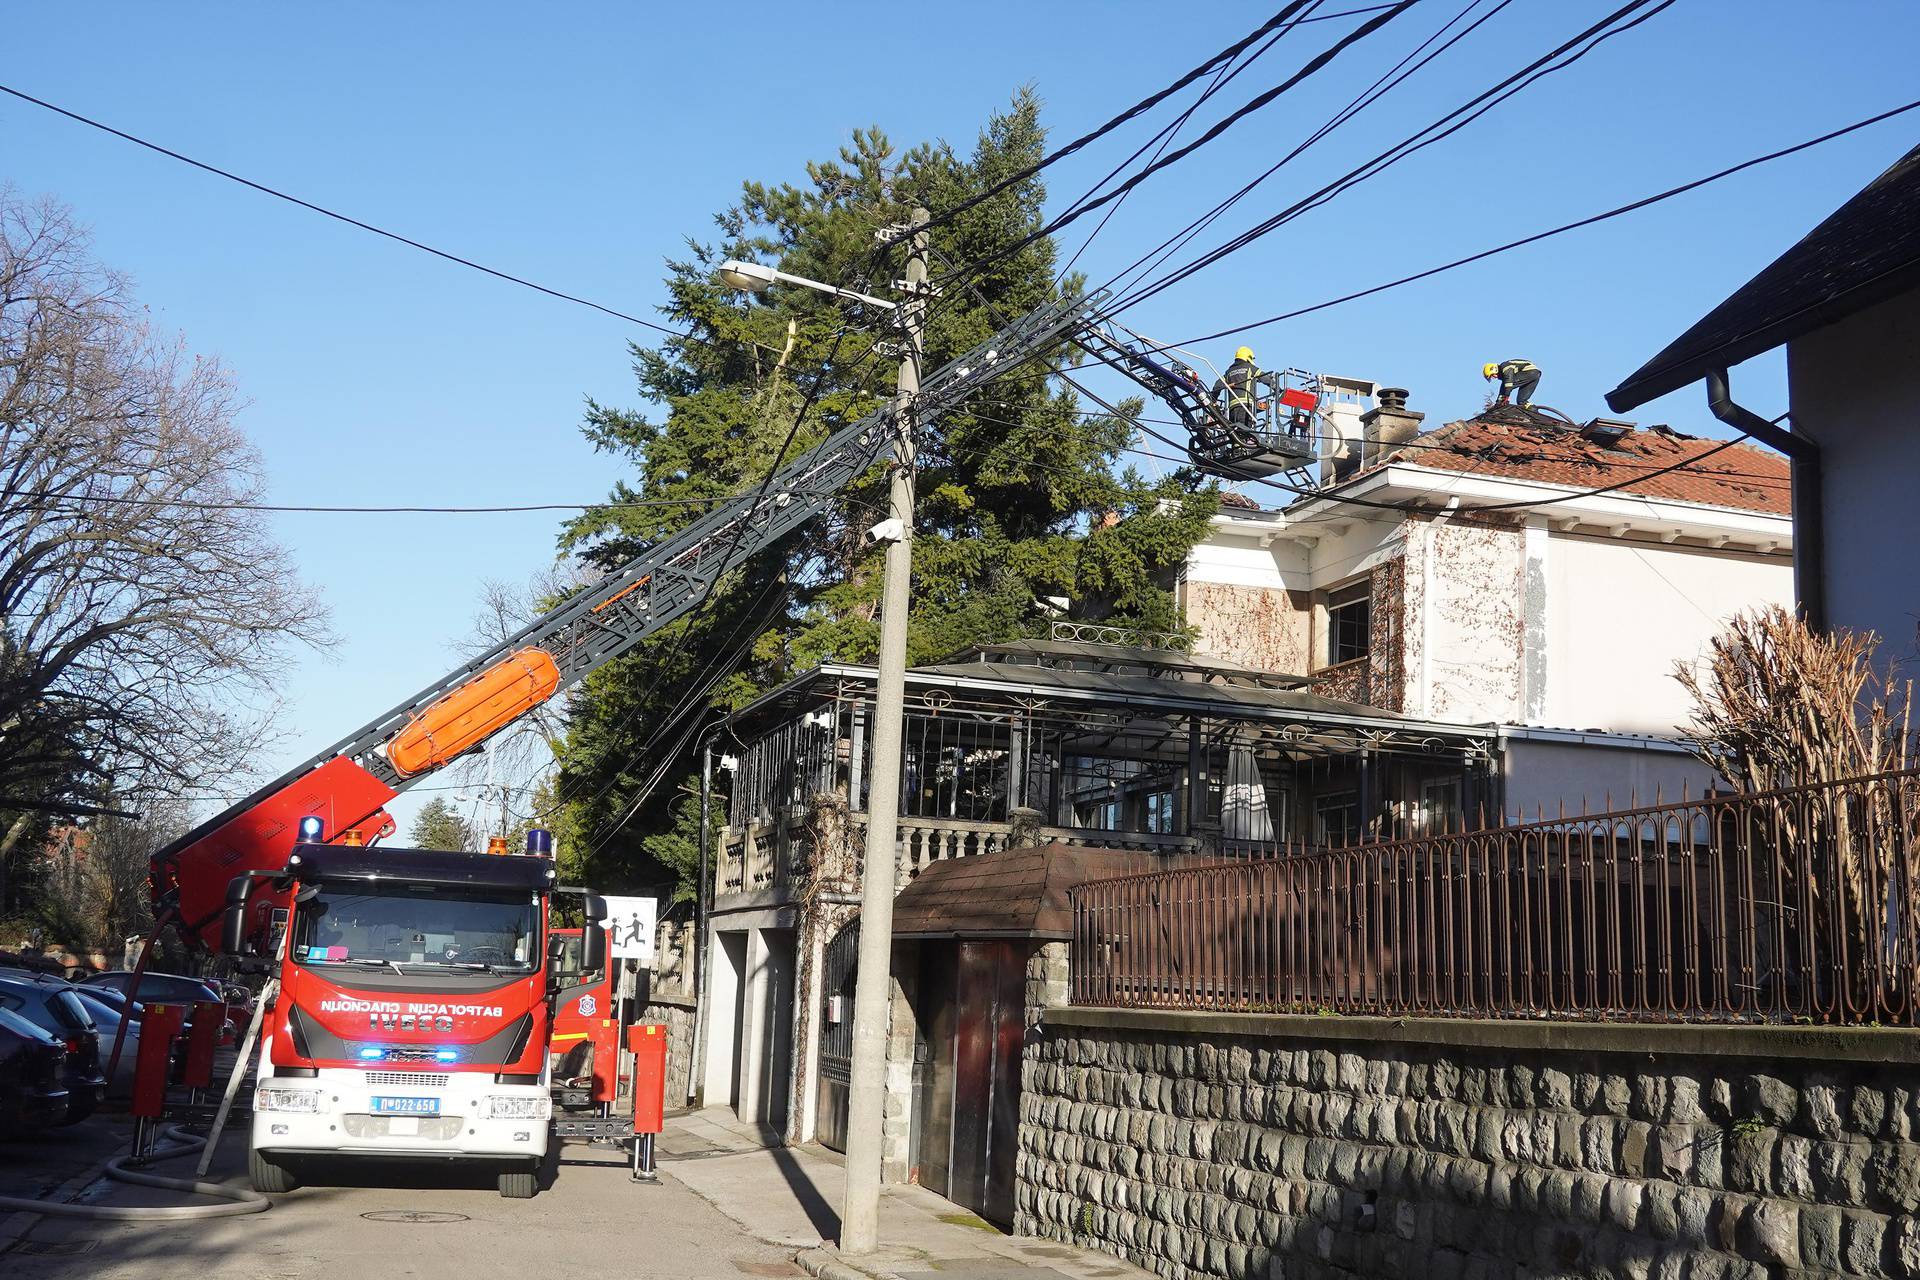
[1606,257,1920,413]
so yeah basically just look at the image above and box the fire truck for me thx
[222,825,601,1197]
[146,290,1266,1197]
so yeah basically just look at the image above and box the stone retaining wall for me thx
[1016,1010,1920,1280]
[639,995,697,1107]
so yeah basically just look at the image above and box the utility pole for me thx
[839,206,928,1255]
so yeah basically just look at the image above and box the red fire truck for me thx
[546,918,618,1112]
[222,822,605,1197]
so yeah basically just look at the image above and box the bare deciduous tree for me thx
[0,190,330,877]
[1679,605,1917,967]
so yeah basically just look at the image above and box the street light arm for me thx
[716,259,899,314]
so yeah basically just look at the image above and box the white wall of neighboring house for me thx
[1499,731,1725,822]
[1543,534,1793,735]
[1789,286,1920,670]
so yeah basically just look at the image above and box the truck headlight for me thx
[483,1095,550,1120]
[255,1087,323,1113]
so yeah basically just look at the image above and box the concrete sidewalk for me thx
[658,1108,1151,1280]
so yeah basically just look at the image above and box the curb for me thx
[796,1245,893,1280]
[0,1154,119,1253]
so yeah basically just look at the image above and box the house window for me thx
[1145,790,1176,834]
[1419,778,1461,834]
[1327,580,1371,665]
[1313,790,1359,847]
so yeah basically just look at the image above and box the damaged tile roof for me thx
[1368,410,1792,515]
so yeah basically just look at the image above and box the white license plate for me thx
[371,1096,439,1116]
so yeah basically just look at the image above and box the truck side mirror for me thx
[220,875,254,957]
[581,921,607,973]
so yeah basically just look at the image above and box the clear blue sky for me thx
[7,1,1915,834]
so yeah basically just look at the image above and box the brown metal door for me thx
[919,939,1029,1226]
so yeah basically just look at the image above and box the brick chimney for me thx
[1360,387,1425,468]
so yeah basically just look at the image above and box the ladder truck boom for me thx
[154,291,1109,951]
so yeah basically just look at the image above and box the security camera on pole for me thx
[715,207,929,1254]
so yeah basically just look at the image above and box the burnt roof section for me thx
[1354,410,1791,516]
[1608,141,1920,412]
[889,842,1226,940]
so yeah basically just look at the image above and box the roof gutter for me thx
[1704,367,1825,631]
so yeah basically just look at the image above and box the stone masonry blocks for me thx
[1014,1023,1920,1280]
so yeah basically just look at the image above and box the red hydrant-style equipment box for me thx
[181,1000,225,1090]
[627,1023,667,1135]
[132,1003,185,1118]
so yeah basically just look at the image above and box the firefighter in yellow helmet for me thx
[1214,346,1266,431]
[1484,357,1541,407]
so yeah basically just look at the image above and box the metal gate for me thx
[815,919,858,1152]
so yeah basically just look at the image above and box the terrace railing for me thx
[1071,768,1920,1025]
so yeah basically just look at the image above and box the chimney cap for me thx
[1376,387,1410,411]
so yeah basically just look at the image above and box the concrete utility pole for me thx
[839,206,929,1255]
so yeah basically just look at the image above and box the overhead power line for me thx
[921,1,1327,235]
[5,486,879,517]
[1173,95,1920,345]
[1098,0,1509,303]
[935,1,1421,296]
[0,81,712,345]
[1111,0,1675,316]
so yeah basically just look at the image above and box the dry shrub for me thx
[1679,605,1917,976]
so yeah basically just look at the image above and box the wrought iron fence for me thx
[1071,768,1920,1025]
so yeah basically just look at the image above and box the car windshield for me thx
[292,882,539,972]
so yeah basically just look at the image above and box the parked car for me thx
[0,1007,69,1138]
[70,985,145,1096]
[83,969,239,1046]
[0,974,107,1123]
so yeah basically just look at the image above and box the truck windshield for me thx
[292,883,539,972]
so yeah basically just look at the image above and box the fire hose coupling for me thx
[482,1095,551,1121]
[254,1085,324,1113]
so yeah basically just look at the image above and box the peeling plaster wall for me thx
[1402,515,1525,723]
[1186,580,1312,674]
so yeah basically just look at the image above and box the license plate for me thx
[371,1096,439,1116]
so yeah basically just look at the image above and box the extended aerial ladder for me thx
[153,292,1117,949]
[152,289,1341,951]
[1071,319,1321,484]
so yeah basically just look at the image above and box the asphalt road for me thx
[0,1134,807,1280]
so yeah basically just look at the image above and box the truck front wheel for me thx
[498,1165,538,1198]
[249,1148,300,1194]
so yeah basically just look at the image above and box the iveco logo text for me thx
[316,998,504,1018]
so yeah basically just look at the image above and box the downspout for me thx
[1705,367,1825,632]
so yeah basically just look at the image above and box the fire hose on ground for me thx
[0,1124,268,1220]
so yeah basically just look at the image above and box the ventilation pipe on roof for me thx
[1705,366,1824,631]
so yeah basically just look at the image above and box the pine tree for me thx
[554,92,1218,895]
[408,797,475,853]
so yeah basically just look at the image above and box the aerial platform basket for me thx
[1071,323,1320,483]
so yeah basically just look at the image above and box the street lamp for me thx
[716,258,901,313]
[715,213,928,1256]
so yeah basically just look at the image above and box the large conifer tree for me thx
[555,93,1217,895]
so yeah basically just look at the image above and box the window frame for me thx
[1325,579,1372,667]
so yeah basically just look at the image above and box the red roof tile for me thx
[1373,414,1791,515]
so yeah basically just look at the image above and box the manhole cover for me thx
[359,1210,470,1224]
[13,1241,97,1256]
